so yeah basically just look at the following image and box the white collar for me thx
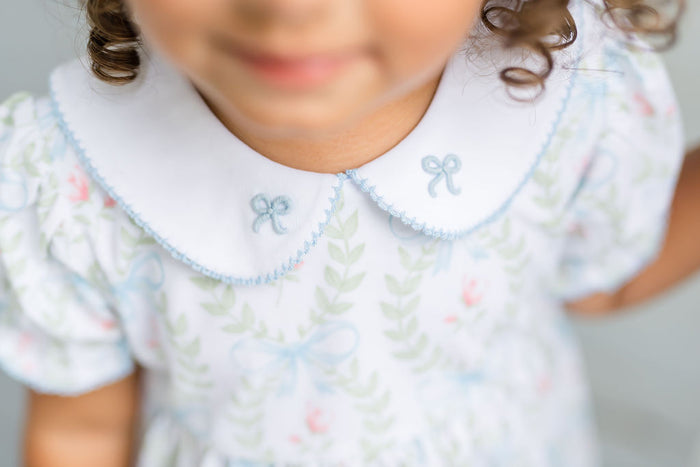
[49,7,583,285]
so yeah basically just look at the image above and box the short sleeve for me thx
[552,37,685,302]
[0,93,135,395]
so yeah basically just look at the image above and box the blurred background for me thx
[0,1,699,466]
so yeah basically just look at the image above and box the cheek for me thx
[370,0,483,76]
[125,0,219,60]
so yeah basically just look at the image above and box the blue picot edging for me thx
[48,1,582,286]
[49,80,348,287]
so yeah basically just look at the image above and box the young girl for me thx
[1,0,699,465]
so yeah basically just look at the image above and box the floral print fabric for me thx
[0,4,685,466]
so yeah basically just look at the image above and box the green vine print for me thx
[477,217,529,316]
[118,218,158,270]
[226,374,281,454]
[0,93,32,127]
[476,217,555,371]
[268,265,301,307]
[189,275,284,454]
[530,124,578,232]
[381,240,445,374]
[301,189,366,338]
[190,276,285,343]
[155,291,213,400]
[323,357,397,462]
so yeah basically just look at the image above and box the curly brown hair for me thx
[84,0,684,93]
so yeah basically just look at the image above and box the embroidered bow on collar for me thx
[48,20,579,285]
[250,193,293,235]
[421,154,462,198]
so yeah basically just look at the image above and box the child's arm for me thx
[567,145,700,314]
[23,366,142,467]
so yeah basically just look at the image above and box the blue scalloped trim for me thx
[345,63,580,242]
[48,83,348,287]
[0,337,136,396]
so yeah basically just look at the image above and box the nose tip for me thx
[234,0,330,27]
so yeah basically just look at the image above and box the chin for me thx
[231,97,372,140]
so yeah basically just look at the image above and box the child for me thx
[1,0,698,465]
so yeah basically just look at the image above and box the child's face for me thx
[125,0,483,137]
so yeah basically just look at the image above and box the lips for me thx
[221,41,363,90]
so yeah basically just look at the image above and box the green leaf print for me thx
[190,278,265,338]
[381,241,445,374]
[532,170,555,188]
[339,272,365,293]
[323,224,343,239]
[226,375,282,451]
[301,189,366,334]
[182,337,201,357]
[328,242,346,263]
[324,266,342,288]
[221,286,236,308]
[346,243,365,265]
[175,356,209,374]
[155,291,215,395]
[324,359,397,459]
[189,276,220,291]
[342,211,358,237]
[475,216,534,333]
[201,302,228,316]
[4,231,23,254]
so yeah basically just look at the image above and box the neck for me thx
[199,75,442,174]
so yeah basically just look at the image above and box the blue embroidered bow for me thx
[229,321,360,396]
[421,154,462,197]
[250,194,293,235]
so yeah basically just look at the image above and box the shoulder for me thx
[0,91,119,253]
[1,92,60,217]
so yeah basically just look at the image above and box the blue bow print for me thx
[0,170,28,212]
[250,193,293,235]
[109,252,165,318]
[421,154,462,197]
[416,370,484,409]
[229,321,360,396]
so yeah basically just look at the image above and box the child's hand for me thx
[567,145,700,314]
[23,365,142,467]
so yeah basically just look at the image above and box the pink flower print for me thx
[576,153,594,178]
[444,315,458,324]
[147,317,160,349]
[22,360,36,374]
[633,92,655,117]
[289,434,302,444]
[566,222,587,239]
[461,277,484,307]
[305,406,332,434]
[666,105,677,117]
[103,195,117,208]
[17,331,34,353]
[99,319,117,331]
[67,164,90,202]
[293,260,304,271]
[538,376,552,395]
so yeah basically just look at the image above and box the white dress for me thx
[0,1,685,465]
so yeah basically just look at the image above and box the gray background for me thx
[0,1,699,466]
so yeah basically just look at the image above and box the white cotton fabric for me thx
[0,0,685,465]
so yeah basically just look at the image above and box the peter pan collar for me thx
[49,3,584,286]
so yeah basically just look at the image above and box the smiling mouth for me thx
[218,40,365,91]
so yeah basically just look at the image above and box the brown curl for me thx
[479,0,683,99]
[85,0,141,84]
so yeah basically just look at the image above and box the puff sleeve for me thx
[0,93,135,395]
[553,37,686,302]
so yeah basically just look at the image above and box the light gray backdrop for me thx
[1,1,699,466]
